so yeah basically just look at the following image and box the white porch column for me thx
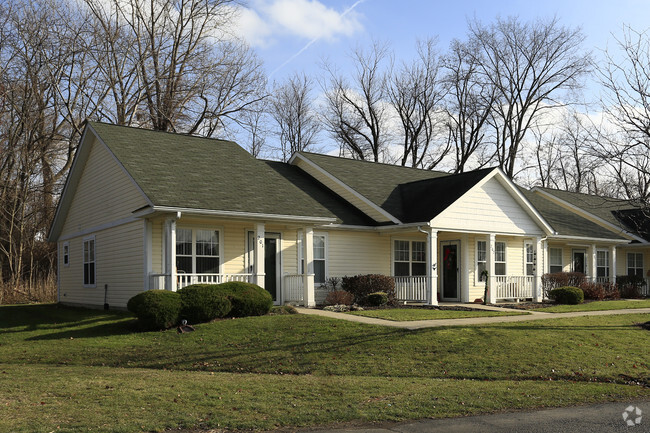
[164,217,177,291]
[590,244,598,282]
[461,233,470,303]
[144,220,153,290]
[254,223,265,289]
[302,227,315,307]
[534,237,543,302]
[487,234,496,304]
[426,228,438,306]
[610,245,617,285]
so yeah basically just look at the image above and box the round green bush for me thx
[365,291,388,306]
[214,282,273,317]
[177,284,232,324]
[548,286,584,305]
[127,290,181,330]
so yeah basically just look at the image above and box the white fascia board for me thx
[532,188,646,243]
[151,206,337,224]
[291,153,402,224]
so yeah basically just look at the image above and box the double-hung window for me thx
[176,228,220,274]
[494,241,506,276]
[627,253,644,277]
[549,248,563,273]
[298,233,327,284]
[476,240,487,282]
[83,237,95,286]
[525,242,534,276]
[597,250,610,279]
[63,242,70,267]
[393,240,426,276]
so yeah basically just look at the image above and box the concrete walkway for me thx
[295,305,650,330]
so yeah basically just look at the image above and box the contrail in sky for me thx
[269,0,368,78]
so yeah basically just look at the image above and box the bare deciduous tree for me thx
[442,39,496,173]
[323,42,390,162]
[388,38,449,168]
[468,16,592,178]
[270,73,320,161]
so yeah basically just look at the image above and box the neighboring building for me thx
[48,122,650,308]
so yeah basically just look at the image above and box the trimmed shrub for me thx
[616,275,645,298]
[215,282,273,317]
[542,272,585,298]
[548,286,584,305]
[341,274,396,305]
[325,290,354,306]
[579,281,619,301]
[127,290,181,330]
[270,305,298,315]
[177,284,232,323]
[365,291,388,306]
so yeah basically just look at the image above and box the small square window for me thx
[63,242,69,267]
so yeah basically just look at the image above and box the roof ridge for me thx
[88,120,237,146]
[536,185,628,203]
[298,151,449,175]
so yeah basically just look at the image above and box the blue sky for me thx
[236,0,650,86]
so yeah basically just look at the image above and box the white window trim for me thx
[82,235,96,288]
[596,249,610,278]
[627,252,644,276]
[476,239,487,285]
[62,241,70,267]
[392,238,427,277]
[298,231,329,284]
[549,247,563,273]
[176,226,224,274]
[494,241,507,276]
[524,241,534,276]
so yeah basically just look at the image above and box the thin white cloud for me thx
[234,0,365,48]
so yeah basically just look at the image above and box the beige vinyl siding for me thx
[327,231,391,276]
[616,247,650,277]
[151,219,163,273]
[61,136,148,237]
[59,221,144,308]
[432,177,543,235]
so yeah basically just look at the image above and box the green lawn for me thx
[537,299,650,313]
[0,303,648,433]
[348,308,529,321]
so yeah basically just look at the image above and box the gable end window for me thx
[63,242,70,267]
[176,228,221,274]
[627,253,643,277]
[83,237,96,287]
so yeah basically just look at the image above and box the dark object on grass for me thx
[177,320,195,333]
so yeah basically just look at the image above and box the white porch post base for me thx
[610,245,617,285]
[303,274,315,307]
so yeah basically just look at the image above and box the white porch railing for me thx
[149,273,253,291]
[494,275,534,301]
[643,278,650,297]
[394,276,428,302]
[284,274,304,303]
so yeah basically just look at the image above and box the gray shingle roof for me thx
[89,122,364,223]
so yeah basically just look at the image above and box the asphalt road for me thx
[303,400,649,433]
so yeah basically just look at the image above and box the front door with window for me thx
[264,234,281,304]
[441,241,460,300]
[572,250,586,274]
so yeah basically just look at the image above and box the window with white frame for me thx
[525,242,534,276]
[63,242,70,267]
[549,247,563,273]
[627,252,643,277]
[494,241,506,276]
[83,237,95,286]
[299,233,328,284]
[176,228,220,274]
[476,240,487,282]
[597,250,609,279]
[393,240,426,277]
